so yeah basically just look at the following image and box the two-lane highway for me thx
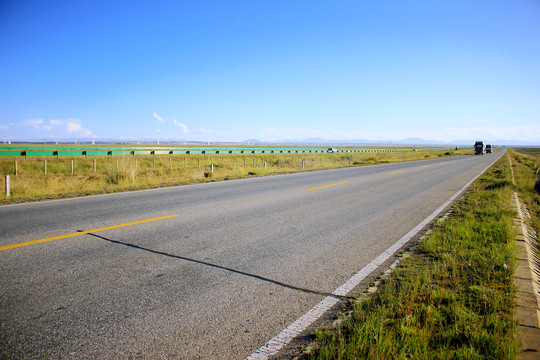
[0,151,504,359]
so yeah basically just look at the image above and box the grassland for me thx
[512,147,540,158]
[308,152,522,359]
[0,147,471,203]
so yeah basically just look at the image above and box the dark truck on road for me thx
[474,141,486,155]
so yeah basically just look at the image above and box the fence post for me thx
[5,175,10,197]
[211,163,214,173]
[44,159,47,175]
[71,160,74,174]
[169,157,172,168]
[264,162,267,169]
[153,158,156,169]
[94,158,96,173]
[14,160,18,176]
[302,159,305,169]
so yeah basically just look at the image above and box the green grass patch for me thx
[309,155,518,359]
[509,148,540,239]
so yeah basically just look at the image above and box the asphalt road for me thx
[0,151,504,359]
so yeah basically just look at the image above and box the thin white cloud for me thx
[198,128,218,134]
[66,121,93,137]
[438,125,540,141]
[173,119,189,133]
[20,118,94,138]
[23,119,44,128]
[0,124,8,130]
[67,122,82,132]
[153,112,165,123]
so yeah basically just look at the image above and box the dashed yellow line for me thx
[0,214,178,251]
[385,170,404,175]
[421,165,431,168]
[305,181,348,191]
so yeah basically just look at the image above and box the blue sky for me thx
[1,1,539,144]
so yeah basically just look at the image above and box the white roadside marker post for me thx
[5,175,10,197]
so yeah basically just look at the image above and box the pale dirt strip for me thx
[512,192,540,359]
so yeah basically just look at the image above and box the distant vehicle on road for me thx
[327,148,337,153]
[486,144,493,154]
[474,141,486,155]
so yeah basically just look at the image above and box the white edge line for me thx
[245,151,504,360]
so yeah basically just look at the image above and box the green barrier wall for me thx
[0,145,446,158]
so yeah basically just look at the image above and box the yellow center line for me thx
[305,181,348,191]
[421,165,430,168]
[0,214,178,251]
[385,170,404,175]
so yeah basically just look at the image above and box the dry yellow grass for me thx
[0,149,472,203]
